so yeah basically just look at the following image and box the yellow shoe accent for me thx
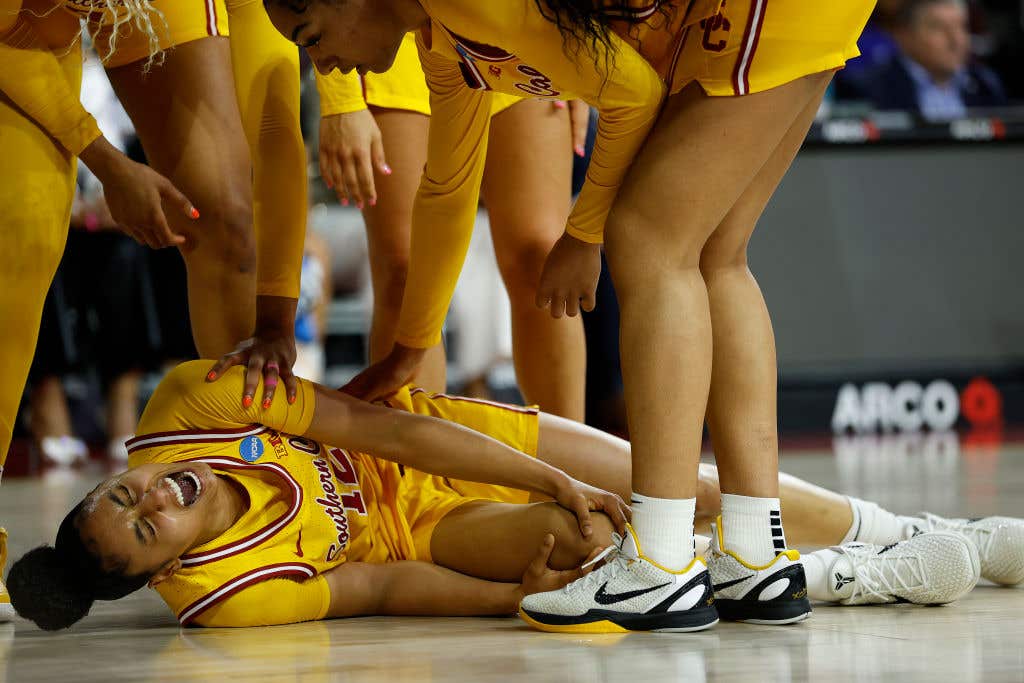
[624,523,708,575]
[713,516,800,570]
[0,527,12,622]
[518,609,629,634]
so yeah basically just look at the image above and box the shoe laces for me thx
[922,514,994,561]
[839,543,927,603]
[563,533,634,594]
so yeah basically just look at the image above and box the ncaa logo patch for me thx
[239,435,265,463]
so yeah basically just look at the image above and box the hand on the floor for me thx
[518,534,603,598]
[319,109,390,209]
[536,233,601,318]
[341,343,426,402]
[554,476,630,538]
[207,333,298,409]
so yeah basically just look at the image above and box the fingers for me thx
[261,362,280,410]
[572,494,594,539]
[371,135,391,181]
[564,294,581,318]
[604,495,629,533]
[206,352,245,383]
[569,100,590,157]
[356,151,378,208]
[243,358,263,409]
[531,533,556,572]
[581,288,597,313]
[281,366,299,405]
[156,181,193,246]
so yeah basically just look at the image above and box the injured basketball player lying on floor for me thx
[8,361,1022,631]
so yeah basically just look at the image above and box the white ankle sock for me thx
[844,497,913,544]
[630,493,695,570]
[720,494,785,565]
[802,548,857,601]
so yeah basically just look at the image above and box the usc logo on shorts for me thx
[700,1,732,52]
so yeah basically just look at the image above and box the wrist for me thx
[392,343,428,367]
[78,135,125,181]
[255,295,297,336]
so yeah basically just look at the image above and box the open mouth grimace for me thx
[164,470,202,507]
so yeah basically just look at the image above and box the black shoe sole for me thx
[520,605,720,634]
[714,597,812,624]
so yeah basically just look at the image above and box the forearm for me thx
[326,561,521,618]
[0,17,102,156]
[305,384,568,498]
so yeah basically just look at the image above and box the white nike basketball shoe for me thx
[905,513,1024,586]
[706,519,812,625]
[519,525,719,633]
[821,531,979,605]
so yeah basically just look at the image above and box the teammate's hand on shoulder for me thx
[319,109,390,210]
[553,475,630,539]
[340,343,426,402]
[518,534,604,598]
[207,297,300,409]
[536,232,602,319]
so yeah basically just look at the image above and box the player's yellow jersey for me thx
[125,361,537,627]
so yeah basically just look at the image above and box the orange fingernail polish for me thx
[243,396,253,408]
[262,398,271,409]
[382,164,393,175]
[207,371,216,381]
[575,145,585,157]
[369,198,377,207]
[190,207,200,219]
[288,395,296,405]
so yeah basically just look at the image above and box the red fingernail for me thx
[190,207,200,219]
[206,371,216,381]
[243,396,253,408]
[357,201,364,210]
[554,100,567,109]
[262,398,271,409]
[288,394,296,404]
[574,145,585,157]
[382,164,392,175]
[341,198,349,207]
[369,198,377,207]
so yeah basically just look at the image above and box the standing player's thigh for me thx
[429,500,610,582]
[604,73,833,273]
[104,37,253,249]
[482,99,572,283]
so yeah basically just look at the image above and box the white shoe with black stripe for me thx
[519,525,719,634]
[707,519,812,625]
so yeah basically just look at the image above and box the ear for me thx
[148,558,182,587]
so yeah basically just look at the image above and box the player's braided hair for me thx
[7,500,149,631]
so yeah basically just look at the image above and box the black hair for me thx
[894,0,966,28]
[533,1,676,70]
[7,501,150,631]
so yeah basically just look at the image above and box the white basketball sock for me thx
[802,548,856,601]
[843,497,914,544]
[720,494,786,565]
[630,493,695,571]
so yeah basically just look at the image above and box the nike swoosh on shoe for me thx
[594,581,672,605]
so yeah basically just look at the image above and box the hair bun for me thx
[8,545,94,630]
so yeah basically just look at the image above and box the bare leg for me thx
[28,377,73,443]
[483,100,585,420]
[605,73,833,504]
[430,500,614,582]
[534,412,853,547]
[105,371,141,439]
[106,38,256,358]
[362,108,446,392]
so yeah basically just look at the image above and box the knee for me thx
[534,503,611,569]
[191,194,256,274]
[496,234,556,294]
[698,236,749,280]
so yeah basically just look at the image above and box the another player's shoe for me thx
[825,531,979,605]
[519,525,718,633]
[707,519,811,625]
[1,528,14,622]
[907,513,1024,586]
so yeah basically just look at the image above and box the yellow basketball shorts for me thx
[379,387,540,561]
[364,33,519,116]
[89,0,230,68]
[669,0,875,96]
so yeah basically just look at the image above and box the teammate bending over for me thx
[8,362,1022,631]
